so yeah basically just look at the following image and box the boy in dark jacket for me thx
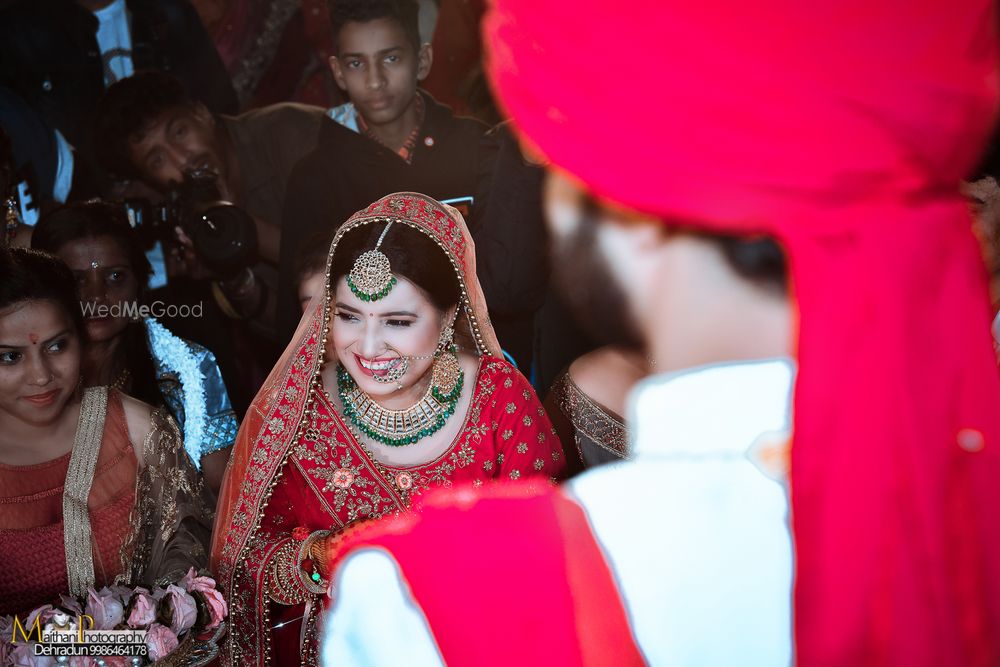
[279,0,489,336]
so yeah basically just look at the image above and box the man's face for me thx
[126,104,224,192]
[330,18,431,127]
[543,172,645,349]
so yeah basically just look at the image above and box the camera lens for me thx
[189,203,258,278]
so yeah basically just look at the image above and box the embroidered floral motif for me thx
[332,468,355,488]
[395,472,414,490]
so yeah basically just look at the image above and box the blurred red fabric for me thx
[483,1,1000,665]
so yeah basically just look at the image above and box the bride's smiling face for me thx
[329,275,449,398]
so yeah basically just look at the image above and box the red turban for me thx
[484,2,1000,665]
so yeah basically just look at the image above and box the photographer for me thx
[93,71,326,340]
[0,0,237,199]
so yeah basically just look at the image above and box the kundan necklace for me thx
[337,362,463,447]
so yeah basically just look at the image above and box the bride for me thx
[212,193,566,666]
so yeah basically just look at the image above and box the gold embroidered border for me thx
[62,386,109,597]
[266,539,311,605]
[219,316,322,666]
[555,374,629,459]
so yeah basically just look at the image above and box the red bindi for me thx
[28,333,39,344]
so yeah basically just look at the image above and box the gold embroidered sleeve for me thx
[557,375,629,459]
[120,408,215,587]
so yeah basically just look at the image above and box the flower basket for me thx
[1,568,228,667]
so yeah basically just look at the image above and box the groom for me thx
[319,0,1000,665]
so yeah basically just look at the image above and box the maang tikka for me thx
[347,221,397,302]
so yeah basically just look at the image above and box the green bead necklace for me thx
[337,364,463,447]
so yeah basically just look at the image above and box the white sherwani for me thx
[322,359,796,666]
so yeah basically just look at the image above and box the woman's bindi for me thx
[28,333,39,345]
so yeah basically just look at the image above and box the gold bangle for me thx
[297,530,332,595]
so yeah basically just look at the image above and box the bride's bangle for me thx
[297,529,332,594]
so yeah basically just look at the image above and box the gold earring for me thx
[436,322,455,354]
[431,320,460,396]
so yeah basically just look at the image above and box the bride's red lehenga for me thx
[211,193,565,666]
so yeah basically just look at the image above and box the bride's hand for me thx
[300,532,336,582]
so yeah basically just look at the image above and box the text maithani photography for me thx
[0,568,228,666]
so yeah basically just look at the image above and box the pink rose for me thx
[10,642,55,666]
[178,567,218,594]
[163,585,197,635]
[127,591,157,628]
[58,596,83,616]
[23,604,54,630]
[198,588,228,629]
[85,588,124,630]
[0,617,13,666]
[107,585,134,605]
[145,623,179,661]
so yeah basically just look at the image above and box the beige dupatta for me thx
[60,386,213,594]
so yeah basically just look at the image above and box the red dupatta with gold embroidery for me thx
[210,193,509,666]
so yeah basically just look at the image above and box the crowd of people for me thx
[2,0,1000,665]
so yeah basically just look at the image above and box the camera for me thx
[122,168,257,279]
